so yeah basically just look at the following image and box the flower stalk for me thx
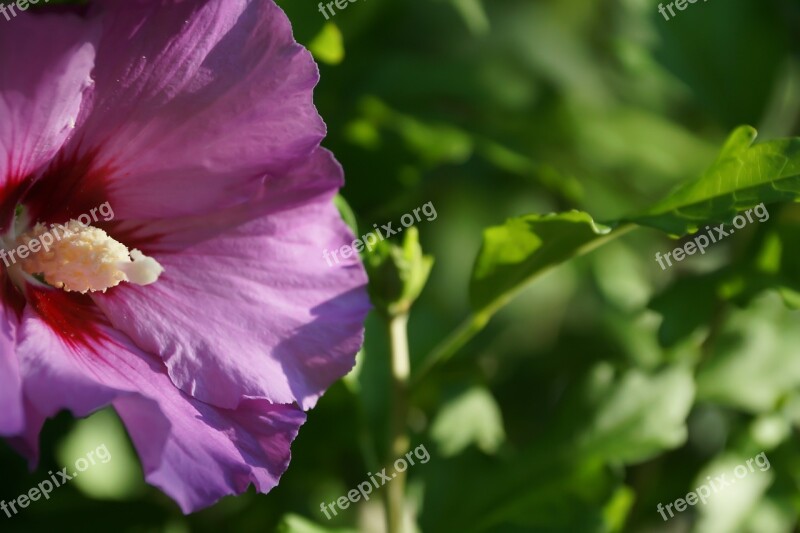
[386,312,410,533]
[363,227,432,533]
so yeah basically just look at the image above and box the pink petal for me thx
[0,10,96,224]
[17,300,305,513]
[63,0,325,219]
[0,301,23,436]
[93,149,370,410]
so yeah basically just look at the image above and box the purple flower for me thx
[0,0,369,512]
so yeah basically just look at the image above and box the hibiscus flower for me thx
[0,0,369,512]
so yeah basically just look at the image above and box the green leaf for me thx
[696,294,800,413]
[752,208,800,306]
[602,485,635,533]
[364,227,434,317]
[649,272,725,347]
[630,126,800,235]
[470,211,615,312]
[693,454,774,533]
[468,126,800,318]
[308,22,344,66]
[57,408,145,500]
[417,211,623,376]
[430,386,506,457]
[577,365,695,464]
[422,126,800,376]
[447,0,490,35]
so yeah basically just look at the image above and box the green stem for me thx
[412,223,636,383]
[412,311,490,384]
[386,313,411,533]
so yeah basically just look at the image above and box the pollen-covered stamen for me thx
[17,220,164,294]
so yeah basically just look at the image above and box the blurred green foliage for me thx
[3,0,800,532]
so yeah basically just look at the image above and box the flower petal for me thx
[17,297,306,513]
[93,149,370,410]
[63,0,325,219]
[0,10,97,224]
[0,298,23,436]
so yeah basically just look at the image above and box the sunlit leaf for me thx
[430,386,505,456]
[309,22,344,65]
[577,365,695,463]
[57,408,144,500]
[470,211,614,313]
[630,126,800,235]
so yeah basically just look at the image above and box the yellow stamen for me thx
[17,220,163,294]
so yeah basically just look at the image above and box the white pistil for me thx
[17,220,164,294]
